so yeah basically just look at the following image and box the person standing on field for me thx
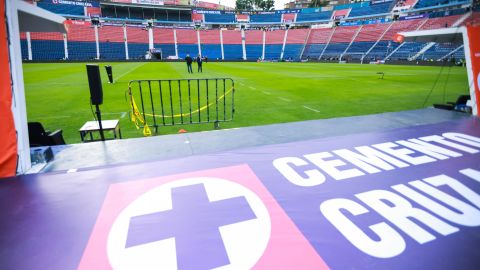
[185,54,193,73]
[196,54,203,73]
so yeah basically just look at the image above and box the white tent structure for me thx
[6,1,66,174]
[398,26,479,117]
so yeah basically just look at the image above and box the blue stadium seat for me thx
[67,41,96,60]
[177,44,199,59]
[250,14,281,23]
[296,11,332,22]
[283,44,303,60]
[99,42,126,60]
[349,3,391,18]
[303,44,326,59]
[223,44,243,60]
[264,44,282,60]
[344,42,375,59]
[37,2,84,16]
[200,44,222,59]
[414,0,459,9]
[155,44,176,58]
[204,14,236,23]
[246,45,263,60]
[322,43,349,58]
[364,41,399,60]
[421,43,460,60]
[31,40,65,60]
[21,40,28,60]
[388,42,425,60]
[127,43,149,60]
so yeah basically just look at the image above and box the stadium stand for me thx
[250,13,282,23]
[286,29,309,44]
[414,0,465,9]
[382,19,425,40]
[154,28,176,58]
[245,30,264,60]
[283,29,309,60]
[282,13,296,22]
[333,9,350,19]
[29,32,65,60]
[349,2,391,17]
[420,15,462,29]
[236,14,250,22]
[264,30,285,59]
[222,30,243,59]
[199,30,222,59]
[330,26,360,43]
[386,42,425,60]
[204,14,236,23]
[296,11,332,22]
[127,26,150,59]
[20,0,477,62]
[99,25,125,60]
[321,26,359,58]
[37,1,85,16]
[420,42,461,60]
[176,29,198,58]
[192,13,204,22]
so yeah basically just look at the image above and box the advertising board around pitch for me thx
[0,118,480,269]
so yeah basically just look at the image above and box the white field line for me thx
[113,62,147,83]
[262,91,271,95]
[120,112,127,118]
[249,86,256,90]
[278,97,291,102]
[35,115,71,119]
[102,111,126,115]
[303,105,320,112]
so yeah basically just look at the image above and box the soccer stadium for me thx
[1,0,480,269]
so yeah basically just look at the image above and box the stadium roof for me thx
[17,0,66,33]
[399,27,464,44]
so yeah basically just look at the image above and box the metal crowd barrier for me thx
[127,78,235,135]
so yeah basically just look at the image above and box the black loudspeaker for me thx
[86,64,103,105]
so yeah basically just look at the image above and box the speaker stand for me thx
[95,104,105,141]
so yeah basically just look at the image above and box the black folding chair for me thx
[28,122,66,147]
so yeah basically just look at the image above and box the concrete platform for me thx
[42,108,471,173]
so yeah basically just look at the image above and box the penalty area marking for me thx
[113,62,147,83]
[303,105,320,113]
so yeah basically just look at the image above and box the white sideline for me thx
[303,105,320,112]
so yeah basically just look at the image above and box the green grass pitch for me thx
[23,62,469,144]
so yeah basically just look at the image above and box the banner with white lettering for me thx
[47,0,100,8]
[467,25,480,115]
[0,119,480,269]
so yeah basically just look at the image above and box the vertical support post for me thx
[148,27,154,50]
[123,24,129,60]
[26,32,32,60]
[94,24,100,59]
[220,29,224,60]
[63,33,68,60]
[197,30,202,56]
[241,28,246,60]
[262,29,266,60]
[174,28,178,58]
[6,0,32,173]
[463,26,479,116]
[280,28,288,60]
